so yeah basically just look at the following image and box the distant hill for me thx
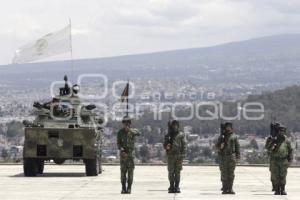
[131,84,300,136]
[215,85,300,135]
[246,85,300,133]
[1,34,300,87]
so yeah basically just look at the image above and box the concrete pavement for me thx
[0,165,299,200]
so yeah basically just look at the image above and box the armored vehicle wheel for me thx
[85,159,99,176]
[23,158,38,177]
[37,160,45,174]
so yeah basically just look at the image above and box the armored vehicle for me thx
[23,76,103,176]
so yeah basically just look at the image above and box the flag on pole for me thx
[12,24,71,64]
[120,82,130,117]
[120,82,129,102]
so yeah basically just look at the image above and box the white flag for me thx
[12,25,71,64]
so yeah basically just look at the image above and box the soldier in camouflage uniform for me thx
[216,122,240,195]
[164,120,187,193]
[265,125,293,195]
[117,117,141,194]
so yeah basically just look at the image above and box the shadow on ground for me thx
[10,173,86,177]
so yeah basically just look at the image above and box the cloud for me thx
[0,0,300,64]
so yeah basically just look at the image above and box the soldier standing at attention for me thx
[117,116,141,194]
[164,120,187,193]
[265,122,280,192]
[265,125,293,195]
[216,122,240,195]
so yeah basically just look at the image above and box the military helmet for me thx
[170,120,179,126]
[278,124,286,132]
[122,116,132,124]
[224,122,233,128]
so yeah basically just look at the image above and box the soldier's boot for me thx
[228,184,235,195]
[174,181,181,193]
[222,185,228,194]
[280,185,287,195]
[272,183,275,191]
[274,185,280,195]
[168,181,175,193]
[121,182,127,194]
[127,182,132,194]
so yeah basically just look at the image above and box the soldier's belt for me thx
[121,149,133,153]
[272,156,288,161]
[168,150,183,155]
[120,154,134,159]
[222,152,237,156]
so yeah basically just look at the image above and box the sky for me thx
[0,0,300,65]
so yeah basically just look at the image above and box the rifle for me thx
[220,123,226,141]
[270,121,285,151]
[270,122,279,138]
[164,120,173,149]
[218,123,226,150]
[164,108,173,148]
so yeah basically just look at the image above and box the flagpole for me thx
[69,18,74,77]
[126,79,129,117]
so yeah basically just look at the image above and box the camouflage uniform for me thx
[117,128,140,194]
[216,131,240,194]
[265,133,293,195]
[164,126,187,193]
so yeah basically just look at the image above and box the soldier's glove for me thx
[220,143,225,150]
[271,143,277,150]
[166,143,171,150]
[121,151,128,158]
[177,157,184,165]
